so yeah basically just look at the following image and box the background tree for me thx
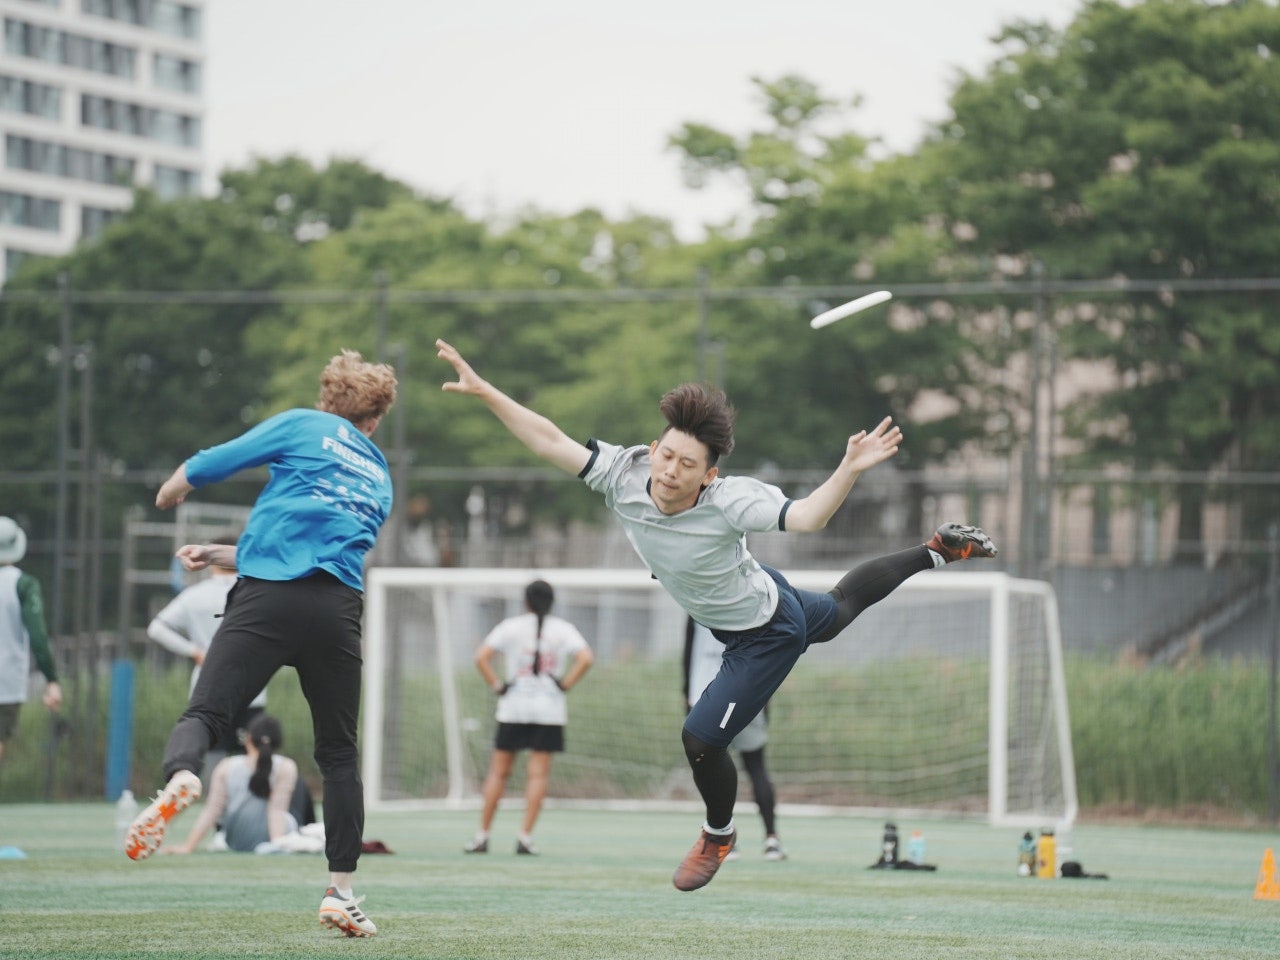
[0,160,414,592]
[254,196,703,532]
[668,75,1021,545]
[934,0,1280,560]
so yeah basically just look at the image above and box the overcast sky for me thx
[205,0,1085,238]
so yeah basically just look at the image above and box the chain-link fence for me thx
[3,276,1278,807]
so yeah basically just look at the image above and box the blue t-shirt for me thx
[184,409,392,591]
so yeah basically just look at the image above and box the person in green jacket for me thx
[0,516,61,769]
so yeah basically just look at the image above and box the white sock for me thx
[704,821,735,837]
[335,887,353,900]
[927,548,947,568]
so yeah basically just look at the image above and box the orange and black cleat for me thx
[927,523,998,563]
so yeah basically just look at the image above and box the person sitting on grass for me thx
[163,713,321,855]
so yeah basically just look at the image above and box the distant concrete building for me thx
[0,0,204,279]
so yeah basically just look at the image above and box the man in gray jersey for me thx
[436,338,997,892]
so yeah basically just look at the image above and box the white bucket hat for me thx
[0,517,28,564]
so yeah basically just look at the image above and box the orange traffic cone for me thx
[1254,848,1280,901]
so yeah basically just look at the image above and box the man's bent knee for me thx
[682,728,728,765]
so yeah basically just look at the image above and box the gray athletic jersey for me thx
[0,566,28,704]
[580,439,789,631]
[149,573,268,709]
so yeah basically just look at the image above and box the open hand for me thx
[436,339,487,396]
[843,416,902,473]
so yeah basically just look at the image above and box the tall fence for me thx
[2,275,1279,805]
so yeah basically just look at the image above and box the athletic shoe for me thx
[319,887,377,938]
[124,770,201,861]
[516,838,539,855]
[724,839,740,862]
[764,837,787,861]
[672,828,736,891]
[463,836,489,854]
[927,522,998,562]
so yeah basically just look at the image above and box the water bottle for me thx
[1036,828,1057,879]
[906,830,926,865]
[880,822,899,866]
[114,789,139,851]
[1017,831,1036,876]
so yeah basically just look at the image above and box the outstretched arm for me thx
[436,338,591,476]
[784,416,902,532]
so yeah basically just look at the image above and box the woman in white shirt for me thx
[164,714,317,854]
[465,580,594,855]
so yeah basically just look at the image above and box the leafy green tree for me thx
[218,155,415,241]
[1,190,302,474]
[935,0,1280,558]
[0,159,416,569]
[256,197,702,529]
[668,74,1016,487]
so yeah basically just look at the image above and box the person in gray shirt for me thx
[436,338,997,892]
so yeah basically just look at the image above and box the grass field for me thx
[3,802,1279,959]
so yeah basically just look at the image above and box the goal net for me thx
[362,567,1076,827]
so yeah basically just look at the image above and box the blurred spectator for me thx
[402,494,440,566]
[163,713,321,855]
[0,517,61,771]
[147,533,267,778]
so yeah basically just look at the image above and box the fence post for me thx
[104,659,134,800]
[53,272,72,637]
[1269,522,1278,827]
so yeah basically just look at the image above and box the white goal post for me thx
[363,567,1077,829]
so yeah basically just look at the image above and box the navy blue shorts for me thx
[683,566,838,748]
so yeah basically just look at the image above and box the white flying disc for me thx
[809,290,893,329]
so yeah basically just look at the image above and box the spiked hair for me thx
[658,383,736,466]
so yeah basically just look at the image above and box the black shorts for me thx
[0,702,20,741]
[494,722,564,753]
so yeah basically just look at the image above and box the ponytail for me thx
[245,714,284,799]
[525,580,554,676]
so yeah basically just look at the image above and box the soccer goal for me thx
[362,567,1077,828]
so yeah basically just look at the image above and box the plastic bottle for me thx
[906,830,926,865]
[1017,831,1036,876]
[114,789,138,851]
[880,822,899,866]
[1035,828,1056,879]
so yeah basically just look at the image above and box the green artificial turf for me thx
[2,803,1278,959]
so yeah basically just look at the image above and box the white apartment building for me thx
[0,0,204,279]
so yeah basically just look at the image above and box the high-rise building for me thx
[0,0,205,280]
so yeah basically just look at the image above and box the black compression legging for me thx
[740,747,777,835]
[810,545,933,645]
[679,739,781,835]
[683,728,737,829]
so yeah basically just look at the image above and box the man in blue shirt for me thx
[125,350,396,939]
